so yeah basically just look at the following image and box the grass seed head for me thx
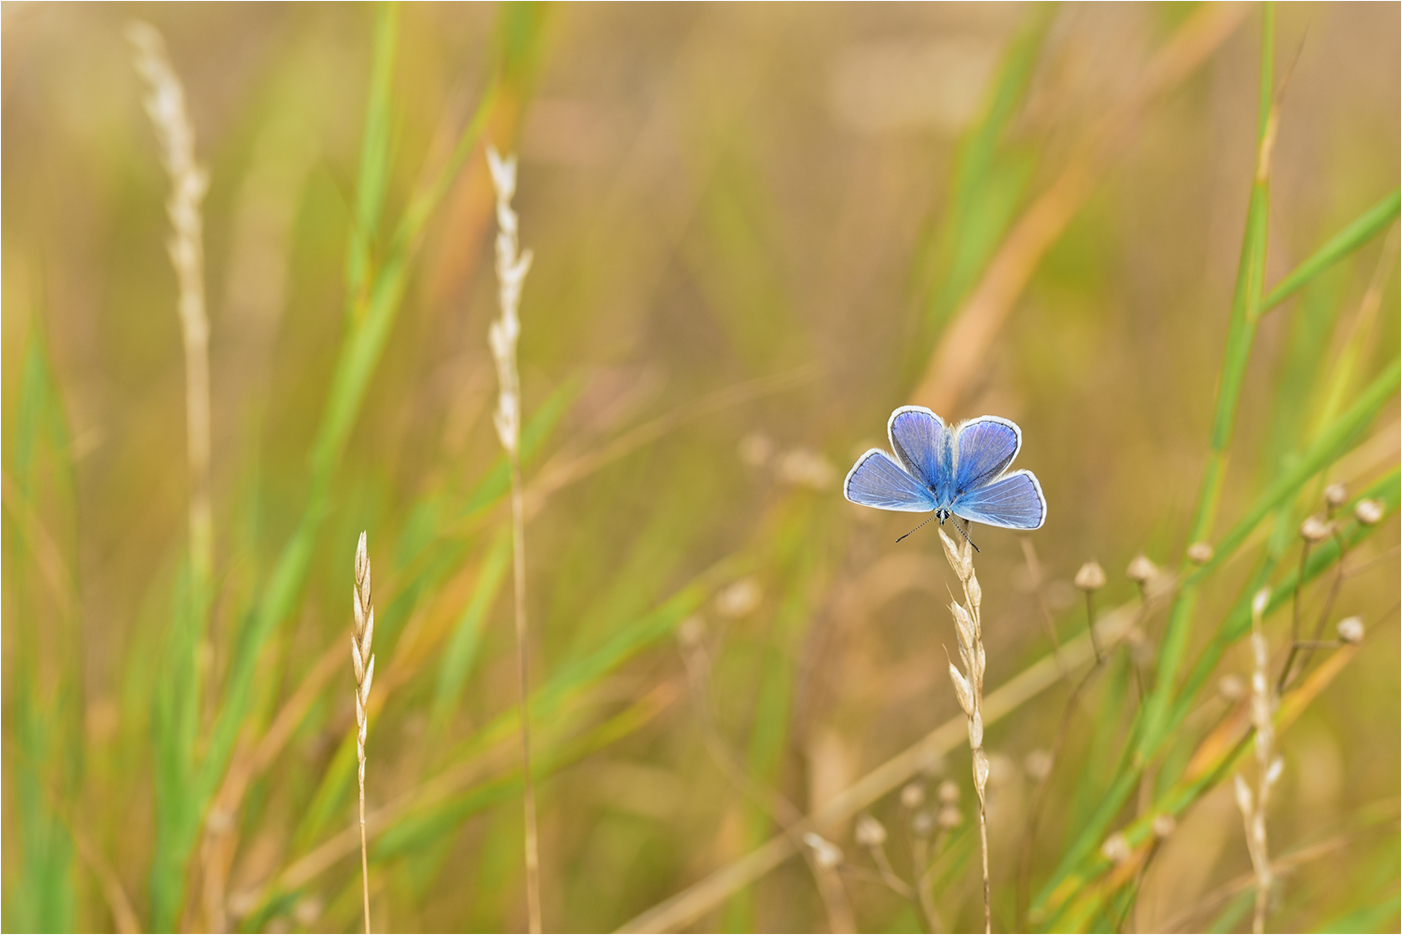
[900,782,926,809]
[1324,482,1348,508]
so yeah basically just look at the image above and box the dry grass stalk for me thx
[353,532,377,935]
[1234,588,1279,935]
[127,22,213,589]
[486,145,543,935]
[937,524,991,935]
[911,3,1247,414]
[618,593,1137,934]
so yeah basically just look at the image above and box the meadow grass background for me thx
[2,3,1399,932]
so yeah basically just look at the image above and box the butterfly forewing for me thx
[953,417,1021,495]
[844,450,938,512]
[887,407,949,491]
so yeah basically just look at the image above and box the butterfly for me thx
[844,406,1046,535]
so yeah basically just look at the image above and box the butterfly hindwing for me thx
[952,469,1046,529]
[844,449,938,513]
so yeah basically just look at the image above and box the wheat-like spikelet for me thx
[352,532,377,935]
[487,145,543,935]
[1234,588,1279,935]
[937,524,991,935]
[127,22,213,590]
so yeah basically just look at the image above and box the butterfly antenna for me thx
[953,518,981,553]
[896,514,937,543]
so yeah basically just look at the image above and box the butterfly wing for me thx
[888,406,950,492]
[844,450,938,512]
[952,469,1046,529]
[952,416,1022,495]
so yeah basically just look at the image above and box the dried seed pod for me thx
[1024,749,1053,782]
[1218,674,1246,701]
[900,783,926,810]
[1074,560,1106,591]
[1186,541,1214,564]
[1126,554,1158,585]
[936,804,963,829]
[937,779,960,804]
[1100,832,1131,865]
[1354,498,1385,525]
[855,814,887,848]
[1151,813,1177,838]
[803,832,843,869]
[1336,616,1365,644]
[1324,482,1348,508]
[1299,515,1332,542]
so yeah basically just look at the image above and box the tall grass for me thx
[2,4,1397,933]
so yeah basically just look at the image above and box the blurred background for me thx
[3,3,1398,932]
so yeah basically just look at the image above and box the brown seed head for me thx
[1100,832,1131,865]
[900,783,926,810]
[1125,554,1158,584]
[1152,813,1177,838]
[1299,515,1332,543]
[1336,616,1365,645]
[855,814,887,848]
[1218,674,1246,702]
[1186,541,1214,565]
[1354,498,1385,526]
[1024,749,1053,782]
[1324,482,1348,508]
[802,833,843,869]
[1074,561,1106,592]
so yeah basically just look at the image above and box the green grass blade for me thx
[918,4,1050,338]
[1262,188,1400,313]
[5,328,80,933]
[344,2,399,308]
[1038,469,1398,924]
[1314,893,1402,934]
[1138,2,1275,766]
[431,528,512,732]
[1035,354,1396,918]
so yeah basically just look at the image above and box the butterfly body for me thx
[844,406,1046,530]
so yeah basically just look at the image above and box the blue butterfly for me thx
[844,406,1046,533]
